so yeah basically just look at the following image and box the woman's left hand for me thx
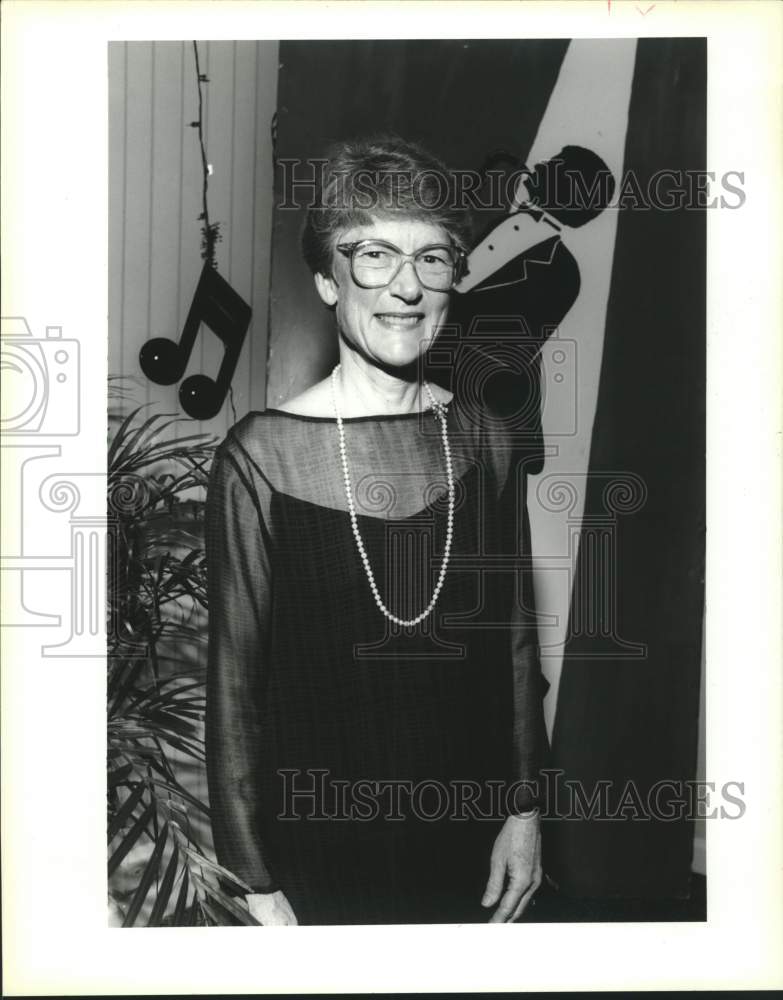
[481,812,543,922]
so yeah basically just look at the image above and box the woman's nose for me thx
[388,258,423,300]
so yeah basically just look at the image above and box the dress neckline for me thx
[262,404,453,425]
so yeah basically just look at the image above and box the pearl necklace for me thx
[330,364,455,627]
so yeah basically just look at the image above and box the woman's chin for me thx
[377,351,425,374]
[371,337,430,371]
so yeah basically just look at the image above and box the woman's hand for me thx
[481,811,543,922]
[246,890,298,925]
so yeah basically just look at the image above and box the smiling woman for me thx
[204,135,548,926]
[313,218,454,383]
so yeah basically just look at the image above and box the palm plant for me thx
[107,380,259,926]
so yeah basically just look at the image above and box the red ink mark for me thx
[636,3,656,13]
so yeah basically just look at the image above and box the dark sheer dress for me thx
[205,394,547,925]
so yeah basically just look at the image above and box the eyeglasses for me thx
[336,239,464,292]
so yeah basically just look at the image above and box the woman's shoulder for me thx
[218,409,302,469]
[214,410,321,500]
[274,379,332,417]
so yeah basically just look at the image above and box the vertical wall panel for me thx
[195,43,225,433]
[108,44,126,383]
[230,41,258,416]
[109,40,278,441]
[121,42,153,393]
[149,42,185,418]
[249,40,279,413]
[177,42,209,432]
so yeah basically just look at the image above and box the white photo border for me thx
[2,0,781,993]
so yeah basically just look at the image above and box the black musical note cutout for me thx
[139,263,251,420]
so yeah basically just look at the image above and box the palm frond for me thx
[121,823,169,928]
[107,385,249,926]
[147,845,182,927]
[108,780,148,843]
[108,802,156,878]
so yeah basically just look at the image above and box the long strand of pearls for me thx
[330,364,454,627]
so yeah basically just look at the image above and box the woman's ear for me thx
[314,271,338,307]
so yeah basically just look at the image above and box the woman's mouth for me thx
[374,312,425,330]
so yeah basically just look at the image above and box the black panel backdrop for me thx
[268,39,569,405]
[268,38,705,903]
[548,38,706,900]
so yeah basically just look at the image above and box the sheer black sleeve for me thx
[507,469,550,815]
[204,435,279,893]
[484,413,550,816]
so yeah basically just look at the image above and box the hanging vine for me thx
[190,41,222,269]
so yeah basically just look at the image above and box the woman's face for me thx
[314,217,452,371]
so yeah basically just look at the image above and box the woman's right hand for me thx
[246,890,298,925]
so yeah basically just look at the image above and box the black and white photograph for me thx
[107,34,709,928]
[2,1,781,994]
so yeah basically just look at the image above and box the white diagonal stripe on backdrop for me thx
[521,39,638,736]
